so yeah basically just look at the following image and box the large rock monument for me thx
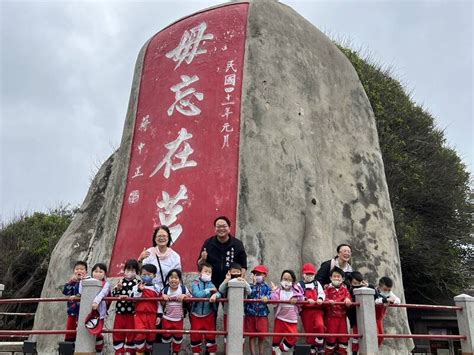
[33,0,413,353]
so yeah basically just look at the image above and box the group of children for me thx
[63,260,400,355]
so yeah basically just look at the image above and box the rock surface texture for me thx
[33,0,412,353]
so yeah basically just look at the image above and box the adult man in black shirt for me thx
[197,216,247,288]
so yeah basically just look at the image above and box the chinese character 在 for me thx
[149,128,197,179]
[167,75,204,117]
[166,22,214,69]
[156,185,188,242]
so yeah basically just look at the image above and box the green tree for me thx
[0,206,75,330]
[340,46,473,304]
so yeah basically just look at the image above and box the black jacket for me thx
[198,235,247,288]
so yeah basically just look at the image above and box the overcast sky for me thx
[1,0,472,223]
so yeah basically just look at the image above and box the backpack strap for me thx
[299,281,306,290]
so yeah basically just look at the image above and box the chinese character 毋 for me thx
[166,22,214,69]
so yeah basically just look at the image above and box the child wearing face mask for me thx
[218,262,252,333]
[160,269,192,355]
[132,264,161,352]
[270,269,304,355]
[346,271,372,355]
[299,263,325,354]
[323,267,352,355]
[190,262,221,355]
[375,276,400,349]
[87,263,111,353]
[244,265,272,355]
[112,259,140,353]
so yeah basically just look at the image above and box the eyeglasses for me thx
[215,225,229,229]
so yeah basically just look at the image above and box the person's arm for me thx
[62,281,76,296]
[317,281,325,301]
[218,280,228,295]
[388,292,401,304]
[192,281,210,298]
[197,240,209,267]
[93,282,111,305]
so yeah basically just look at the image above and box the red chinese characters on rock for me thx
[109,3,249,274]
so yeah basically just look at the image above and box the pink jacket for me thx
[270,284,304,323]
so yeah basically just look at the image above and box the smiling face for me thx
[92,267,106,281]
[338,245,352,263]
[168,272,181,289]
[214,219,230,241]
[154,228,170,248]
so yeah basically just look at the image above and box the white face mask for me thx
[255,275,264,283]
[332,280,342,287]
[303,274,315,283]
[380,291,391,298]
[125,271,136,279]
[281,281,292,289]
[201,274,212,282]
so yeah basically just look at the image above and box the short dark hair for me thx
[330,267,345,278]
[350,271,364,283]
[124,259,140,273]
[198,262,213,272]
[141,263,157,275]
[152,225,172,247]
[214,216,231,227]
[281,269,297,283]
[165,269,183,284]
[229,262,242,271]
[379,276,393,288]
[336,243,352,253]
[73,261,88,270]
[92,263,107,274]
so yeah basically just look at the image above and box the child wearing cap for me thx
[244,265,272,355]
[299,263,325,354]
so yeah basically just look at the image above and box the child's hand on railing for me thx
[290,298,297,304]
[210,294,218,303]
[316,298,323,305]
[162,294,170,302]
[307,298,316,305]
[92,302,99,310]
[262,296,268,303]
[344,298,352,307]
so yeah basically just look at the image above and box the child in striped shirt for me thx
[270,270,304,354]
[161,269,192,355]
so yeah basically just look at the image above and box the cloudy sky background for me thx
[1,0,472,223]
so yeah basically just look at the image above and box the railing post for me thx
[354,287,378,354]
[454,294,474,355]
[226,280,245,355]
[0,284,4,298]
[74,278,102,355]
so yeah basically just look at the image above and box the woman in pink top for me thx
[270,270,304,354]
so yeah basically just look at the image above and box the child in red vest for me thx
[270,269,304,354]
[375,276,400,348]
[299,263,325,354]
[132,264,161,352]
[324,267,351,354]
[112,259,140,353]
[161,269,192,355]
